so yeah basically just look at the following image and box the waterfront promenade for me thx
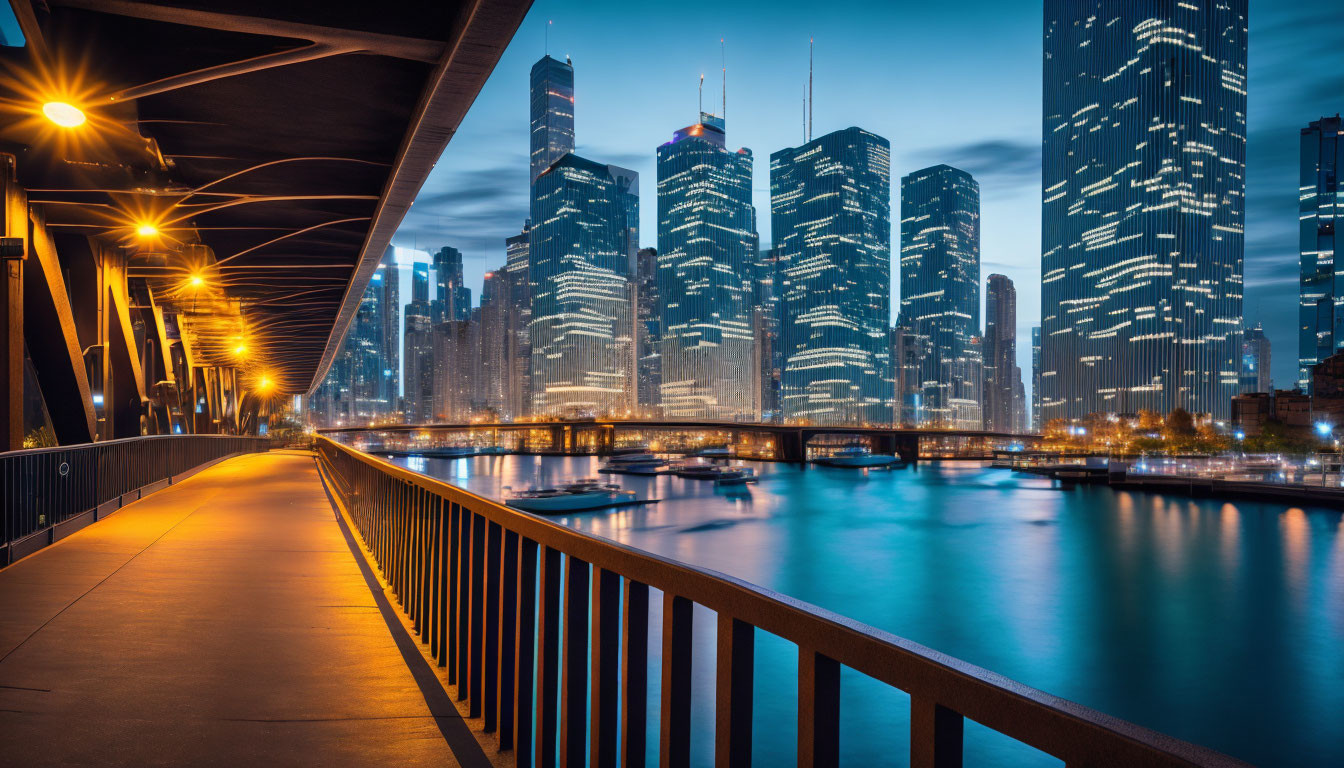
[0,451,486,767]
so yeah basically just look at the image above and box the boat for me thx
[695,446,732,458]
[599,451,668,474]
[674,462,756,483]
[813,445,903,468]
[505,479,637,513]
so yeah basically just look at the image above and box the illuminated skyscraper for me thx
[529,154,634,416]
[984,274,1017,433]
[1041,0,1246,419]
[403,296,433,422]
[432,245,471,322]
[771,127,892,426]
[656,113,759,420]
[1299,115,1342,390]
[900,165,981,428]
[1031,325,1042,431]
[530,55,575,183]
[307,250,398,426]
[502,222,532,419]
[635,247,661,416]
[1241,323,1271,394]
[477,270,508,415]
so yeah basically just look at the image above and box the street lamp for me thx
[41,101,85,128]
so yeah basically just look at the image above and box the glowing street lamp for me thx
[41,101,86,128]
[188,274,205,288]
[135,223,159,238]
[233,344,247,357]
[1315,421,1332,438]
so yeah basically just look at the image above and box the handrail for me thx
[314,435,1250,767]
[2,435,270,565]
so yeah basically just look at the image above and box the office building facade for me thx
[771,127,893,426]
[656,113,759,420]
[900,165,981,428]
[529,154,635,417]
[530,55,575,183]
[1041,0,1247,419]
[1241,323,1272,394]
[984,274,1018,433]
[1299,115,1342,390]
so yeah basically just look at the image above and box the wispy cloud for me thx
[908,139,1040,190]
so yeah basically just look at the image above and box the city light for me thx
[188,274,204,288]
[41,101,85,128]
[234,344,247,356]
[1315,421,1332,437]
[136,222,158,238]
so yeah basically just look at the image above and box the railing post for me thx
[620,579,650,768]
[910,697,963,768]
[454,504,470,696]
[482,521,502,732]
[660,595,693,768]
[497,529,519,750]
[797,648,839,768]
[468,510,486,718]
[561,556,591,765]
[590,568,620,768]
[513,537,539,767]
[715,616,754,768]
[535,546,562,766]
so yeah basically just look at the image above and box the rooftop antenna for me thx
[808,37,813,142]
[699,73,704,116]
[802,82,806,143]
[545,19,552,55]
[721,38,726,121]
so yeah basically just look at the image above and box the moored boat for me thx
[674,461,756,482]
[813,445,902,468]
[599,451,668,474]
[505,479,637,514]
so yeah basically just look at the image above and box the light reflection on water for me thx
[392,454,1344,767]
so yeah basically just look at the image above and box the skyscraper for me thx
[1241,323,1272,394]
[403,298,434,422]
[307,251,399,426]
[530,55,575,183]
[1031,325,1042,431]
[1298,115,1342,390]
[900,165,981,428]
[890,324,925,427]
[1042,1,1246,420]
[635,246,661,416]
[656,113,759,420]
[772,127,892,426]
[431,319,474,422]
[753,247,783,422]
[501,222,533,420]
[529,154,635,417]
[432,245,471,323]
[476,270,508,415]
[984,274,1017,433]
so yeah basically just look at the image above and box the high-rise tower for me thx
[1041,1,1246,419]
[984,274,1018,433]
[656,113,759,420]
[1299,115,1342,390]
[772,127,892,426]
[530,55,575,183]
[900,165,981,428]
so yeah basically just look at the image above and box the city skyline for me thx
[392,0,1344,398]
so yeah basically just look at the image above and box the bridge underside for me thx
[0,451,487,766]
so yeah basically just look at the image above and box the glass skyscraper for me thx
[1241,323,1272,394]
[1298,115,1342,391]
[900,165,981,428]
[1042,0,1246,419]
[530,55,575,183]
[529,154,634,417]
[984,274,1017,433]
[1031,325,1042,431]
[502,222,532,419]
[656,113,759,420]
[432,245,471,323]
[635,246,661,417]
[771,127,892,426]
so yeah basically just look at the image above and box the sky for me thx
[392,0,1344,395]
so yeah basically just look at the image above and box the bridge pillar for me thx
[777,430,806,462]
[892,434,920,464]
[550,425,566,453]
[1,159,23,450]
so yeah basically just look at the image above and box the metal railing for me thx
[314,435,1248,768]
[2,434,270,565]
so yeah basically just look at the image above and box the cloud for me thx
[907,139,1041,190]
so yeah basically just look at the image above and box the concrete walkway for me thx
[0,451,484,767]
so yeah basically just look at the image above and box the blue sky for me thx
[393,0,1344,393]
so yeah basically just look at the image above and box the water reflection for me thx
[396,455,1344,767]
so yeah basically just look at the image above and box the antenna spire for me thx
[545,19,551,55]
[808,37,813,142]
[721,38,727,121]
[699,73,704,116]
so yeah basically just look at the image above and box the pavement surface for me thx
[0,450,486,767]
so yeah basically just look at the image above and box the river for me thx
[393,453,1344,766]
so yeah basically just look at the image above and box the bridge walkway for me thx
[0,450,489,767]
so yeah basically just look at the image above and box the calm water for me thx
[395,454,1344,767]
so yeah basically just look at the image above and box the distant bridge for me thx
[318,420,1043,462]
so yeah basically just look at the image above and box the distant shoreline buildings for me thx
[311,7,1334,438]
